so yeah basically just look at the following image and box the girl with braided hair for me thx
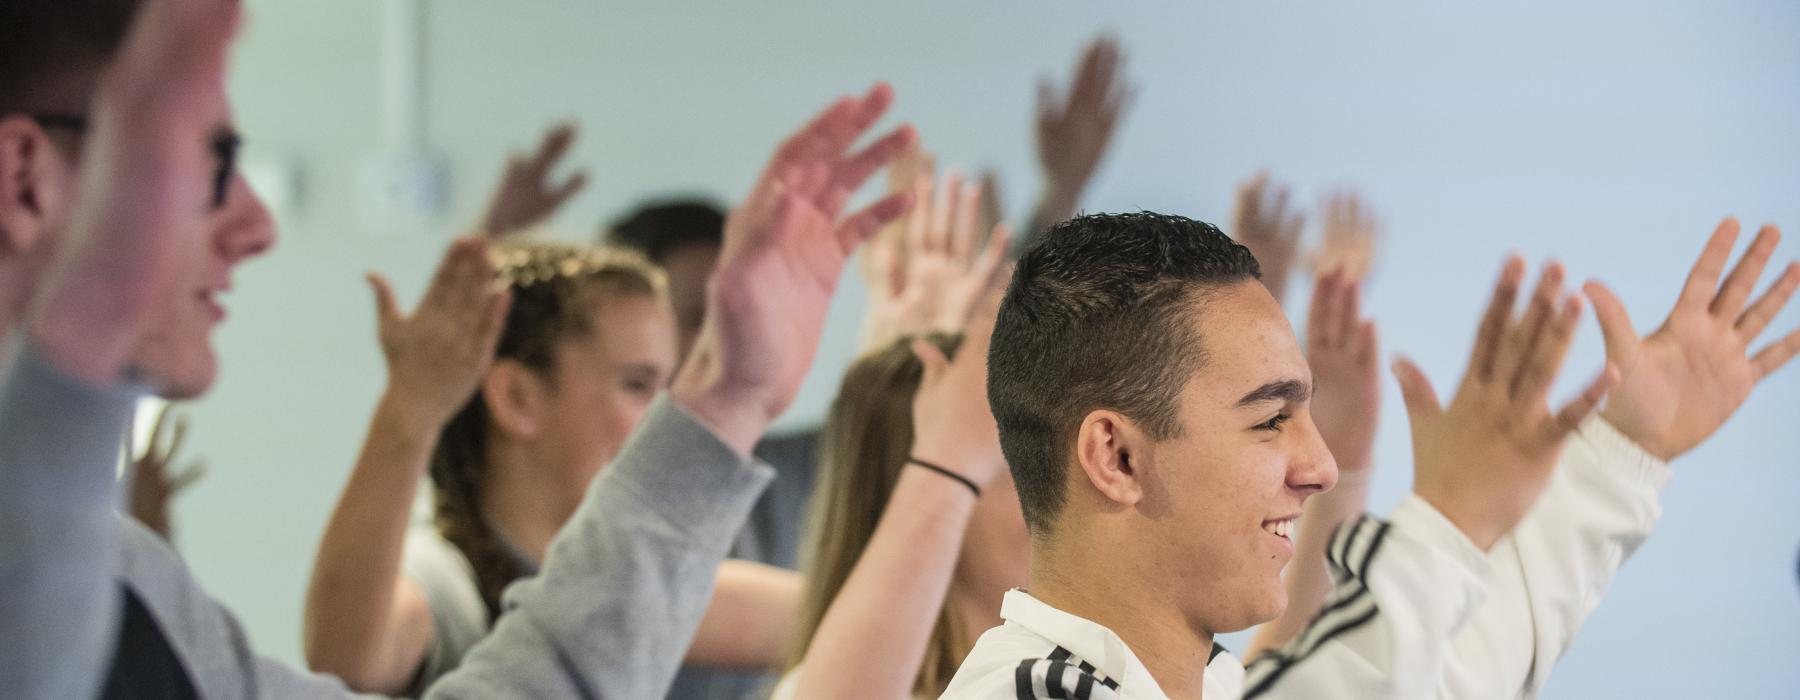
[304,238,798,696]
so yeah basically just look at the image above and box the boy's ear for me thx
[0,115,76,256]
[1073,409,1148,507]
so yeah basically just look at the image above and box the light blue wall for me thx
[184,0,1797,694]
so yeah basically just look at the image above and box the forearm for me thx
[302,392,440,687]
[1258,269,1293,308]
[1027,183,1082,241]
[428,395,774,699]
[1447,416,1670,698]
[1247,470,1370,658]
[687,559,803,670]
[0,342,143,699]
[792,468,977,699]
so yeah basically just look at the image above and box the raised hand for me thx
[1032,35,1133,231]
[1231,172,1305,303]
[1394,259,1619,550]
[1583,218,1800,460]
[365,237,513,431]
[861,170,1012,351]
[670,84,916,455]
[29,0,241,385]
[1307,269,1380,473]
[1310,190,1381,283]
[908,289,1007,488]
[976,168,1007,244]
[478,123,589,238]
[1246,268,1382,658]
[129,405,208,541]
[861,144,935,320]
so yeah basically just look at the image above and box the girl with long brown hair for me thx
[771,166,1022,698]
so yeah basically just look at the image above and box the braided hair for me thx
[429,241,665,619]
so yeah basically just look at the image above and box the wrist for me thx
[1412,488,1506,552]
[477,210,508,239]
[892,466,983,531]
[1596,408,1677,461]
[1033,185,1083,228]
[668,353,767,459]
[906,457,982,498]
[372,390,453,440]
[907,440,994,488]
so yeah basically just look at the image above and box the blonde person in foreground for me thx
[0,0,920,695]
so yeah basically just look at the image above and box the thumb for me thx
[366,272,400,326]
[1391,355,1443,424]
[1582,280,1638,361]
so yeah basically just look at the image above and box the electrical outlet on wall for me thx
[358,150,450,234]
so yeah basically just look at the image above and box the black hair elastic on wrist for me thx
[907,457,981,497]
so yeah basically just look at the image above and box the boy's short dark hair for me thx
[603,198,726,264]
[987,212,1261,535]
[0,0,142,115]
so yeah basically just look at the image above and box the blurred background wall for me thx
[173,1,1799,695]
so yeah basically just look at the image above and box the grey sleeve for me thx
[427,394,775,700]
[0,343,140,700]
[114,517,366,699]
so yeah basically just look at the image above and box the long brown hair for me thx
[787,332,967,696]
[429,241,665,619]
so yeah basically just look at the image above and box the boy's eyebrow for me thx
[1235,378,1310,408]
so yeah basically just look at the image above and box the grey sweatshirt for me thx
[0,345,775,699]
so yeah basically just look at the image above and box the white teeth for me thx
[1265,519,1294,538]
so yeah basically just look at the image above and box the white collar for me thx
[1000,589,1170,697]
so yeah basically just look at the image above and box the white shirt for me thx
[941,589,1245,699]
[1439,415,1669,699]
[945,416,1668,699]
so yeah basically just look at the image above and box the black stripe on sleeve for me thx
[1241,519,1394,698]
[1046,660,1070,699]
[1355,521,1392,576]
[1016,659,1039,700]
[1329,515,1377,571]
[1049,646,1073,662]
[1073,669,1095,700]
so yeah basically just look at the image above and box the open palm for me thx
[1586,218,1800,460]
[675,84,916,438]
[479,123,588,238]
[1395,259,1618,550]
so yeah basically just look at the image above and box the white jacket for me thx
[941,416,1670,699]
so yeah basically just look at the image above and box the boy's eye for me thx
[1255,413,1290,432]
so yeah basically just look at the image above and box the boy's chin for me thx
[136,348,218,400]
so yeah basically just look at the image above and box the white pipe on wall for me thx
[380,0,426,150]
